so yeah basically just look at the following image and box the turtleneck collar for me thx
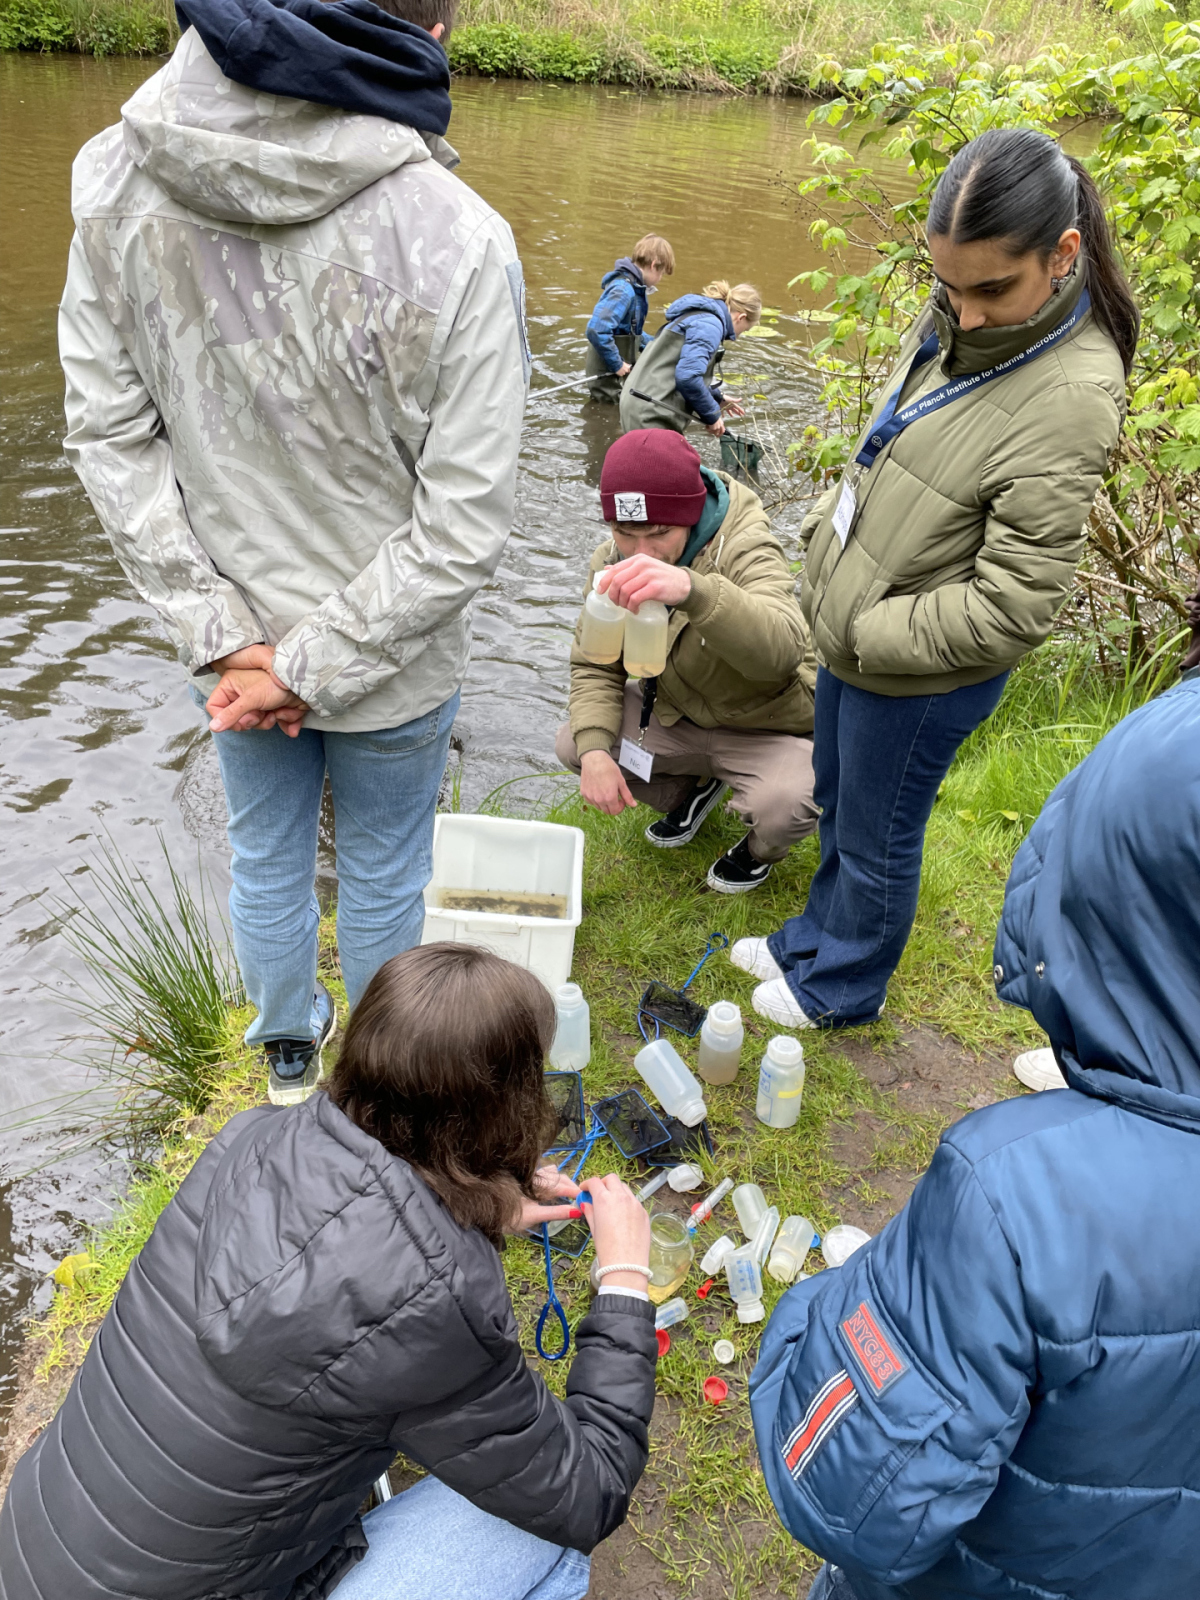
[929,265,1087,376]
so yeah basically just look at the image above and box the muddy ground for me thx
[0,1025,1020,1595]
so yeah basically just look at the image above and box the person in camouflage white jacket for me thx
[58,0,531,1099]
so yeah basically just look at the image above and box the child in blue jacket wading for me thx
[585,234,675,403]
[748,668,1200,1600]
[619,279,758,435]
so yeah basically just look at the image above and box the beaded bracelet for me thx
[594,1262,652,1280]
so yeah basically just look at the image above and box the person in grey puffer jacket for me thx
[0,944,657,1600]
[58,0,532,1104]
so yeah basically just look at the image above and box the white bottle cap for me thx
[591,571,606,591]
[768,1035,804,1066]
[706,1000,742,1035]
[555,982,583,1007]
[667,1162,704,1192]
[677,1095,708,1127]
[713,1338,736,1365]
[700,1234,736,1274]
[736,1298,765,1324]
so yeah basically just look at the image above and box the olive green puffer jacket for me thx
[800,271,1126,697]
[569,475,816,754]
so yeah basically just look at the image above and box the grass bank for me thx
[10,639,1179,1593]
[0,0,1140,84]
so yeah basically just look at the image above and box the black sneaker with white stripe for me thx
[644,777,727,848]
[707,835,774,894]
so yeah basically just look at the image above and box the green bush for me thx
[0,0,172,50]
[0,0,74,49]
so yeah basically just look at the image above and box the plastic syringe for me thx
[687,1177,733,1232]
[635,1170,671,1203]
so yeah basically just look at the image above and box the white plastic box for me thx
[420,814,585,991]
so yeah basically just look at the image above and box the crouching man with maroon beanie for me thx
[555,430,819,892]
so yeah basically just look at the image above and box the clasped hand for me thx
[205,645,310,737]
[597,553,691,611]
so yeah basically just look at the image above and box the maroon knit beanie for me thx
[599,429,708,527]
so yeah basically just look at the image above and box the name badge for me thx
[618,739,654,782]
[832,483,857,548]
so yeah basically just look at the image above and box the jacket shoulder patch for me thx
[840,1300,908,1394]
[781,1369,858,1481]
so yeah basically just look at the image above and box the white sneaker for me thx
[752,977,816,1029]
[730,937,783,982]
[1012,1048,1067,1093]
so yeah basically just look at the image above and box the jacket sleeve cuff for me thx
[676,570,722,624]
[573,727,617,757]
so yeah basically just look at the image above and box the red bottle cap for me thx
[702,1376,728,1405]
[656,1328,671,1357]
[695,1278,715,1300]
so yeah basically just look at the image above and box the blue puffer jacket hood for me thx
[666,293,735,339]
[605,257,646,290]
[749,674,1200,1600]
[175,0,452,133]
[994,671,1200,1129]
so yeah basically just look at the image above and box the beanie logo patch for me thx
[614,492,648,522]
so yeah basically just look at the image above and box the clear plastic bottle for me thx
[622,600,669,678]
[548,983,590,1070]
[696,1000,743,1086]
[634,1038,708,1126]
[767,1215,818,1283]
[756,1035,807,1129]
[579,572,627,664]
[750,1205,780,1267]
[725,1242,766,1323]
[654,1296,690,1331]
[732,1182,767,1239]
[700,1233,736,1275]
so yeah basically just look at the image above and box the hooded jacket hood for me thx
[994,675,1200,1133]
[666,293,735,339]
[121,23,455,225]
[604,258,646,290]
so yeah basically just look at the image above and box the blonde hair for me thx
[702,279,762,325]
[632,234,676,275]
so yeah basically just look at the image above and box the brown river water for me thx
[0,51,897,1418]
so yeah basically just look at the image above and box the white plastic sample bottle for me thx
[731,1182,767,1239]
[725,1242,766,1322]
[654,1296,690,1331]
[756,1035,807,1129]
[667,1162,704,1192]
[696,1000,744,1086]
[578,571,627,664]
[622,599,669,678]
[700,1233,737,1275]
[767,1215,818,1284]
[548,983,591,1071]
[634,1038,708,1126]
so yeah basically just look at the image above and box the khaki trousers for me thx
[555,683,818,862]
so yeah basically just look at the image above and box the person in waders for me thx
[619,279,759,436]
[731,128,1137,1032]
[585,234,675,403]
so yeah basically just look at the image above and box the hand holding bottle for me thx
[581,1173,651,1292]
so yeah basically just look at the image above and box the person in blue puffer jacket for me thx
[749,666,1200,1600]
[585,234,674,402]
[619,279,760,435]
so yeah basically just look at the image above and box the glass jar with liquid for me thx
[579,572,627,664]
[647,1212,695,1304]
[622,600,669,678]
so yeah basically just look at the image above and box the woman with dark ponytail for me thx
[733,128,1135,1032]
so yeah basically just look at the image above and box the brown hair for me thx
[702,278,762,326]
[369,0,458,41]
[632,234,676,275]
[327,943,557,1246]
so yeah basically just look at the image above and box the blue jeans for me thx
[331,1476,590,1600]
[200,690,458,1043]
[767,668,1008,1025]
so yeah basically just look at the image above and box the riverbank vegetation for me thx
[0,0,1151,79]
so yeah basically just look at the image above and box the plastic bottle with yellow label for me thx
[755,1036,806,1129]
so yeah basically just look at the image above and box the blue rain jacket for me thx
[586,259,650,373]
[175,0,452,133]
[665,294,734,423]
[750,671,1200,1600]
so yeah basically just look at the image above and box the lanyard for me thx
[637,676,658,748]
[854,290,1091,471]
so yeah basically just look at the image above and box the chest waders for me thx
[619,324,725,435]
[585,331,642,404]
